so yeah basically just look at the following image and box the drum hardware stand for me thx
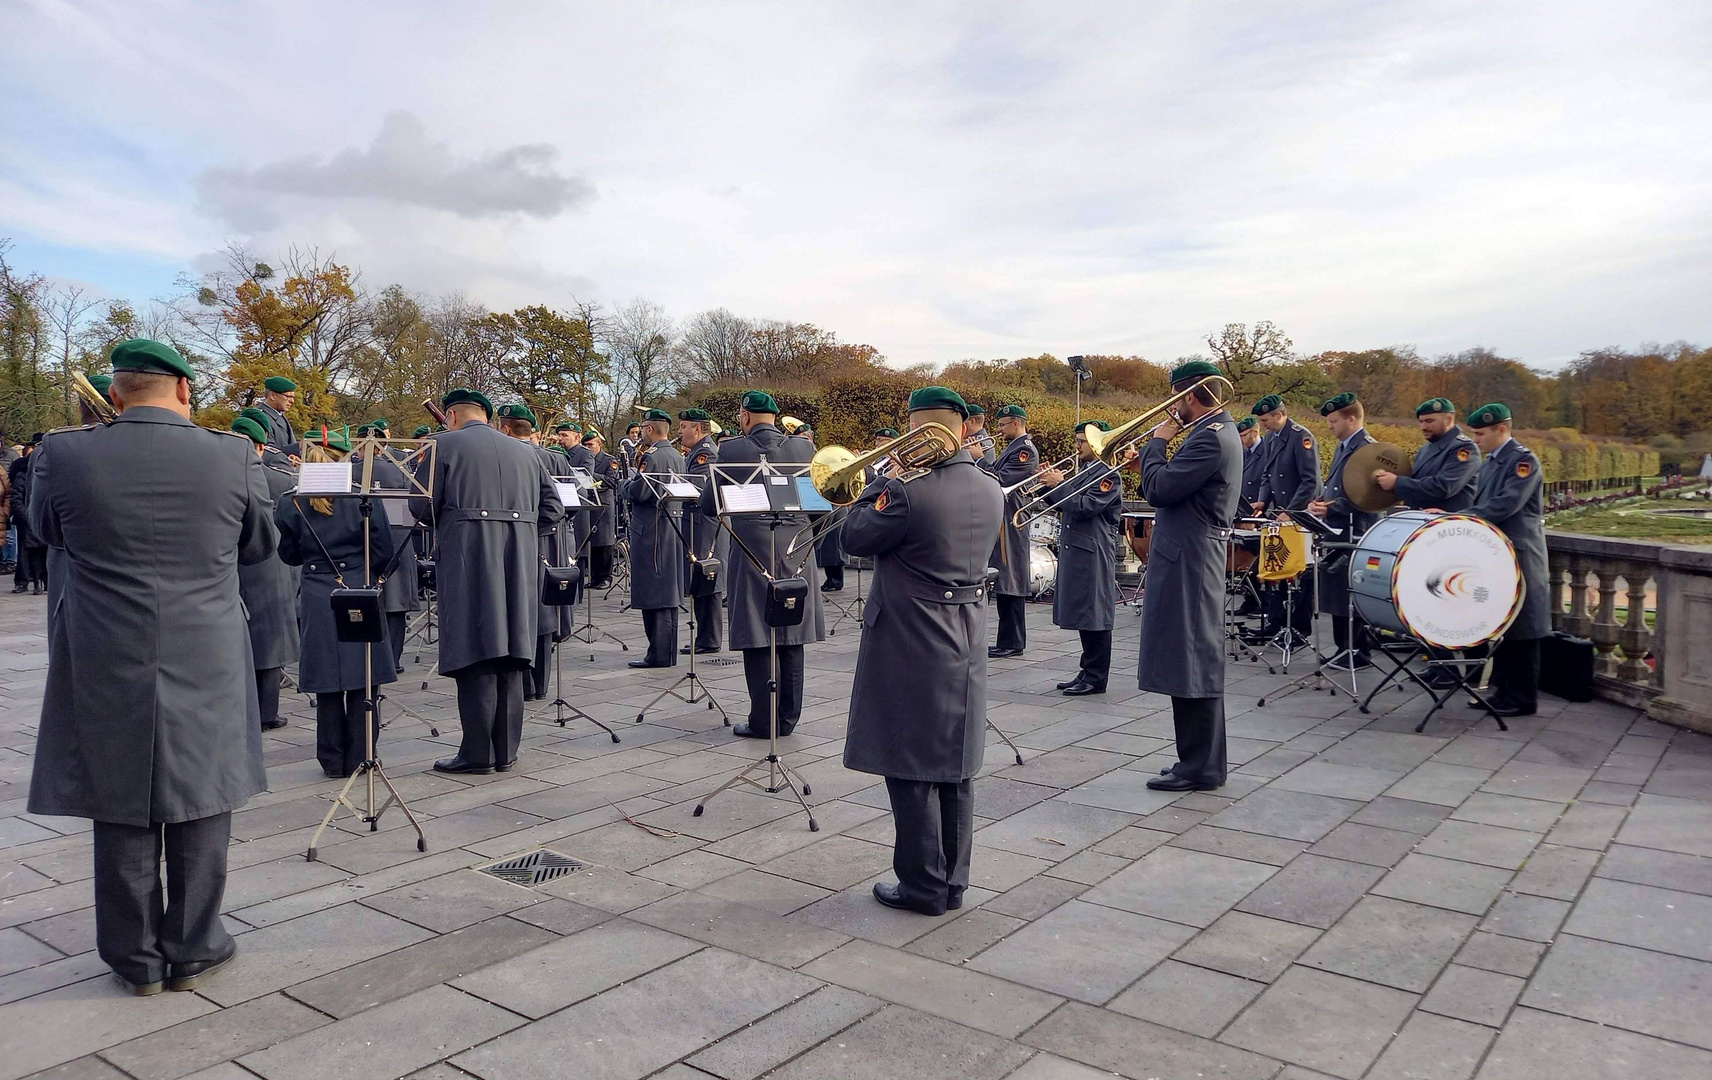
[826,556,867,635]
[635,481,730,727]
[1258,534,1364,708]
[693,464,819,831]
[1356,633,1508,733]
[568,502,629,660]
[300,479,429,862]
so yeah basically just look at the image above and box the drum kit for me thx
[1028,516,1060,599]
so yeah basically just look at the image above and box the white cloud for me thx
[2,0,1709,366]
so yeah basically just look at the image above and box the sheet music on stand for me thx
[297,461,352,494]
[640,472,704,501]
[555,482,583,508]
[712,461,815,516]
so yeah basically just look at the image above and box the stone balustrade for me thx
[1546,531,1712,733]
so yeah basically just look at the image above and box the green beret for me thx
[740,390,779,414]
[496,402,538,427]
[1077,419,1112,434]
[263,375,297,394]
[1467,402,1512,428]
[87,373,113,401]
[907,385,969,417]
[678,408,713,422]
[239,406,272,428]
[1235,416,1256,432]
[1169,359,1221,385]
[231,416,268,445]
[583,427,602,440]
[642,407,673,423]
[441,388,493,418]
[874,427,900,439]
[994,404,1027,420]
[369,418,388,431]
[1252,394,1283,416]
[411,425,432,438]
[1320,392,1358,416]
[553,422,576,433]
[308,425,352,453]
[110,338,194,380]
[1416,397,1455,416]
[355,424,373,437]
[965,403,985,416]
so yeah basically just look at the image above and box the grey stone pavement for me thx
[3,583,1711,1080]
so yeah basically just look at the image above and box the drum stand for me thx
[1358,633,1508,733]
[1258,538,1364,708]
[826,560,866,636]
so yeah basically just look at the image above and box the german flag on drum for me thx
[1366,555,1382,570]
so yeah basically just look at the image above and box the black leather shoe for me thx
[628,659,670,669]
[1488,701,1536,717]
[261,718,288,730]
[821,582,842,592]
[731,723,770,739]
[1147,774,1220,791]
[1240,626,1277,644]
[114,972,165,996]
[1063,681,1106,696]
[1056,678,1080,690]
[680,646,693,654]
[872,881,945,916]
[433,756,493,775]
[694,646,720,655]
[168,940,236,992]
[494,760,516,773]
[947,888,965,911]
[988,646,1024,659]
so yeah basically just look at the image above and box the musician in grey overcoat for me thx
[1128,361,1242,792]
[695,391,827,738]
[275,435,399,779]
[1375,397,1480,513]
[498,406,576,700]
[1239,418,1266,504]
[1309,393,1378,667]
[678,410,725,653]
[561,429,596,571]
[1039,423,1122,695]
[28,339,275,995]
[843,388,1002,917]
[1252,394,1320,514]
[964,404,997,465]
[232,417,300,731]
[1466,403,1549,716]
[255,375,300,458]
[587,431,620,587]
[622,410,686,667]
[410,390,563,774]
[979,405,1036,657]
[351,434,420,671]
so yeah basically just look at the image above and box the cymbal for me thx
[1343,441,1414,513]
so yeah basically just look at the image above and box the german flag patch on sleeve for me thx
[1457,447,1471,462]
[1302,436,1313,450]
[1516,461,1531,478]
[874,491,890,512]
[1019,451,1030,464]
[1100,477,1114,493]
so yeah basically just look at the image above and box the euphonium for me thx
[808,421,961,506]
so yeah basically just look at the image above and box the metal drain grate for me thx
[707,657,738,667]
[479,850,585,886]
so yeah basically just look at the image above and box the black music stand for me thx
[564,476,629,658]
[633,471,730,726]
[301,435,435,861]
[528,474,620,742]
[692,460,818,831]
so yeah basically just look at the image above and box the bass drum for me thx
[1029,541,1058,598]
[1350,511,1523,649]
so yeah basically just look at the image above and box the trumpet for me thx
[1008,373,1233,528]
[783,420,962,557]
[72,371,118,424]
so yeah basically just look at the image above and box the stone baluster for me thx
[1589,563,1622,679]
[1564,553,1592,638]
[1617,562,1655,686]
[1546,554,1567,631]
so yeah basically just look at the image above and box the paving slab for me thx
[764,1003,1034,1080]
[1384,761,1493,807]
[1299,894,1477,992]
[684,985,881,1080]
[98,993,328,1080]
[1421,962,1525,1026]
[980,874,1087,921]
[628,892,848,968]
[905,908,1025,964]
[1234,853,1385,929]
[1475,1006,1712,1080]
[1350,796,1454,835]
[802,938,1062,1038]
[1593,843,1712,896]
[359,868,542,932]
[1023,999,1279,1080]
[451,917,701,1017]
[1372,853,1513,916]
[1612,793,1712,857]
[1082,845,1275,927]
[1307,822,1419,867]
[1520,933,1712,1049]
[1171,909,1322,982]
[197,902,434,1006]
[1415,818,1544,871]
[1203,787,1364,843]
[971,799,1135,860]
[1105,958,1263,1036]
[0,975,215,1080]
[1222,965,1418,1079]
[1365,1012,1493,1080]
[1168,824,1308,866]
[967,899,1193,1003]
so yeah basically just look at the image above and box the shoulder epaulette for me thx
[43,423,100,436]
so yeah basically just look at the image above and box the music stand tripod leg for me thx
[986,715,1024,766]
[529,627,619,742]
[636,586,730,726]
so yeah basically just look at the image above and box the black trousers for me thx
[1262,581,1314,638]
[18,543,46,587]
[742,644,804,733]
[642,607,679,665]
[453,658,527,767]
[1491,636,1541,710]
[530,634,554,698]
[387,610,407,671]
[996,594,1027,651]
[885,777,973,913]
[1330,614,1370,660]
[316,689,377,776]
[822,562,844,590]
[1077,629,1112,688]
[92,813,233,987]
[256,667,283,729]
[692,592,722,651]
[591,545,614,587]
[1168,695,1227,786]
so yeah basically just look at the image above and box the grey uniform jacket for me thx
[536,445,577,640]
[1317,428,1378,616]
[256,400,298,458]
[241,459,302,670]
[562,444,596,553]
[621,442,687,611]
[409,422,564,675]
[1471,439,1550,640]
[275,491,399,694]
[1394,427,1480,513]
[26,408,276,826]
[590,451,620,546]
[1135,412,1242,698]
[695,423,827,650]
[1241,439,1266,504]
[1046,461,1122,632]
[842,451,1003,782]
[681,436,727,596]
[1256,419,1321,511]
[353,450,420,615]
[981,434,1037,597]
[971,429,997,466]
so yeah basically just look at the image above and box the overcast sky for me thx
[4,1,1709,368]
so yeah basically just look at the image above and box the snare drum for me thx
[1349,511,1523,648]
[1028,541,1058,598]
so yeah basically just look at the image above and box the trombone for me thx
[783,420,962,557]
[72,371,118,424]
[1007,373,1233,529]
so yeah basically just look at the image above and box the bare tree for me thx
[605,298,680,415]
[45,285,98,413]
[676,307,754,384]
